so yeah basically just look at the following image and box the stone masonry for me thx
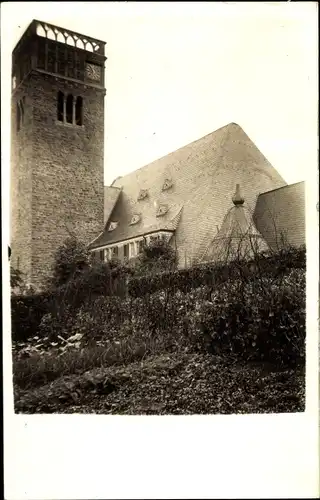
[10,21,106,288]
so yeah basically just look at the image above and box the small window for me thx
[137,240,144,254]
[112,246,118,258]
[57,91,64,121]
[123,244,129,258]
[99,250,104,261]
[16,99,24,131]
[16,102,21,132]
[75,96,83,126]
[129,214,141,226]
[66,94,73,124]
[57,45,66,75]
[47,44,56,73]
[129,242,135,257]
[37,40,46,70]
[20,100,24,125]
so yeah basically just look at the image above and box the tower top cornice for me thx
[13,19,106,58]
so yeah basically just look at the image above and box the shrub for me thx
[134,238,178,276]
[11,292,51,343]
[128,245,306,297]
[47,237,90,289]
[10,266,24,292]
[189,268,306,366]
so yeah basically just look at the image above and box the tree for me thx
[134,238,177,276]
[48,237,90,289]
[10,266,25,294]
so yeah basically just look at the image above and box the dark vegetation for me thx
[11,237,306,414]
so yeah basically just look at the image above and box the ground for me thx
[14,350,305,414]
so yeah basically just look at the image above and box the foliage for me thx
[11,242,306,414]
[13,266,306,390]
[14,352,305,414]
[11,292,51,343]
[10,266,24,291]
[187,268,306,366]
[128,245,306,297]
[48,237,90,289]
[134,238,178,276]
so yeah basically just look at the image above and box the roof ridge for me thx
[259,180,304,197]
[112,122,239,186]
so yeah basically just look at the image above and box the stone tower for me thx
[10,20,106,288]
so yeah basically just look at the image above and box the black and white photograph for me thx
[1,4,319,497]
[4,2,317,417]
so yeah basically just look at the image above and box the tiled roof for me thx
[90,122,287,264]
[201,185,269,262]
[103,186,121,224]
[253,181,305,250]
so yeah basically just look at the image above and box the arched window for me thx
[16,102,21,132]
[75,96,83,126]
[56,92,84,126]
[66,94,73,124]
[57,91,64,121]
[20,99,24,125]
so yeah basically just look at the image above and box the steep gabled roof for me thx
[90,122,286,256]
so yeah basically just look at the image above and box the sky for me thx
[1,1,318,186]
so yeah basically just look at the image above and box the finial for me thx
[232,184,244,205]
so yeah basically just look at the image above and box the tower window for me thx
[56,92,84,126]
[75,96,83,126]
[66,94,73,124]
[57,91,64,121]
[47,44,56,73]
[16,103,21,132]
[16,98,25,132]
[57,45,66,75]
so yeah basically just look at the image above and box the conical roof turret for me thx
[201,184,270,263]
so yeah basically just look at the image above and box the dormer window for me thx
[156,204,169,217]
[137,189,148,201]
[162,178,173,191]
[108,221,118,232]
[129,214,141,226]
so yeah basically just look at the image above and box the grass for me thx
[13,333,189,391]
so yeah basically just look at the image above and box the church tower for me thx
[10,20,106,288]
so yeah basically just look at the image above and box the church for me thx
[10,20,305,288]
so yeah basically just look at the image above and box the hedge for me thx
[11,292,52,343]
[127,246,306,298]
[32,267,306,368]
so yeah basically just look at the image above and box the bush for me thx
[188,268,306,366]
[47,237,90,289]
[134,238,178,276]
[10,266,24,291]
[11,292,51,343]
[128,245,306,297]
